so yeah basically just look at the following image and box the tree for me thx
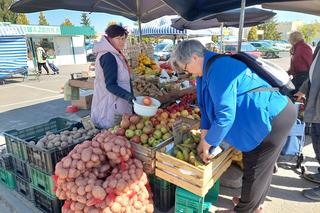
[0,0,18,23]
[299,23,320,43]
[61,18,74,26]
[80,13,90,26]
[258,19,281,40]
[39,11,49,25]
[247,26,258,41]
[16,13,29,25]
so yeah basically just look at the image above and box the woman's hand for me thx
[197,139,214,164]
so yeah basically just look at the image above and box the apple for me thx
[160,127,168,134]
[116,128,125,136]
[153,130,162,140]
[129,124,136,131]
[135,129,142,136]
[141,134,149,144]
[162,133,172,141]
[148,137,156,146]
[125,129,135,139]
[155,124,162,130]
[129,115,140,124]
[131,135,141,144]
[143,126,153,135]
[161,112,169,120]
[143,96,152,106]
[144,120,152,127]
[170,113,177,119]
[136,122,144,130]
[181,110,189,117]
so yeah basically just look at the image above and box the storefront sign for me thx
[16,25,61,35]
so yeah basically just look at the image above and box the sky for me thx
[26,9,320,34]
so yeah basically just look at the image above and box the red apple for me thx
[143,96,152,106]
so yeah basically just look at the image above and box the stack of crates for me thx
[4,117,81,213]
[175,180,220,213]
[149,175,176,212]
[0,150,16,190]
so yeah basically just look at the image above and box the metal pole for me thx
[237,0,246,52]
[220,22,224,52]
[138,17,142,43]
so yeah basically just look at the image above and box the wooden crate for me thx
[131,137,174,174]
[156,147,234,197]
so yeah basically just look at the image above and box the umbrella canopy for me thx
[262,0,320,16]
[10,0,176,23]
[171,8,276,30]
[162,0,296,21]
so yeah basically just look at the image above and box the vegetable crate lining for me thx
[15,175,34,201]
[12,156,30,181]
[0,167,16,190]
[131,136,174,174]
[30,166,55,198]
[33,187,63,213]
[156,146,234,197]
[4,117,79,161]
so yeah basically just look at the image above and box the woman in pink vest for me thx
[91,25,134,128]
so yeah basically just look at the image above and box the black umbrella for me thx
[171,8,276,30]
[262,0,320,16]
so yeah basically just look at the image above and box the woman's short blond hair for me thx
[289,31,304,45]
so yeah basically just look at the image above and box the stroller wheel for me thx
[301,165,306,175]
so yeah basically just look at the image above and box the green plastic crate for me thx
[175,180,220,213]
[4,117,78,160]
[30,166,55,198]
[0,167,16,190]
[149,174,173,190]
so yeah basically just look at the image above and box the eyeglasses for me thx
[183,63,188,72]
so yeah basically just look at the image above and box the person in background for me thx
[36,44,50,75]
[288,31,313,96]
[295,41,320,201]
[171,40,297,213]
[91,25,135,129]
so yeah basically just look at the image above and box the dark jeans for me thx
[37,62,49,74]
[311,123,320,166]
[291,72,309,98]
[234,99,297,212]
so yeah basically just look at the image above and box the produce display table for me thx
[68,78,94,90]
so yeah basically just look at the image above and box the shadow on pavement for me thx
[268,186,316,203]
[0,98,89,133]
[271,174,318,189]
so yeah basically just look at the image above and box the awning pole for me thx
[220,22,224,52]
[237,0,246,52]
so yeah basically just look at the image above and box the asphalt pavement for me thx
[0,56,320,212]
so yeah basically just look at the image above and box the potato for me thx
[73,132,81,139]
[86,161,94,169]
[68,137,73,144]
[103,143,113,152]
[108,179,117,188]
[81,148,92,162]
[92,186,106,200]
[85,184,93,192]
[68,168,78,179]
[92,141,100,148]
[77,195,87,204]
[61,142,68,147]
[92,148,103,155]
[112,145,120,153]
[107,152,118,160]
[62,157,72,168]
[111,202,122,213]
[91,154,100,162]
[120,147,126,156]
[71,153,81,160]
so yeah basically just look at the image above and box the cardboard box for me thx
[71,94,93,110]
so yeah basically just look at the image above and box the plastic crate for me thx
[0,167,16,190]
[15,175,34,201]
[33,187,63,213]
[27,142,79,175]
[12,157,30,181]
[30,166,55,198]
[175,180,220,213]
[4,117,79,160]
[149,175,176,212]
[0,153,13,170]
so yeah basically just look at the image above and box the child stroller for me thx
[276,103,306,174]
[47,59,59,74]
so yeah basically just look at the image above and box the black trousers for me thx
[291,73,309,95]
[311,123,320,165]
[37,62,49,74]
[234,99,297,213]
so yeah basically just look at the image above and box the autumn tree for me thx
[258,19,281,40]
[247,26,258,41]
[39,11,49,25]
[0,0,17,23]
[61,18,73,26]
[299,22,320,43]
[16,13,29,25]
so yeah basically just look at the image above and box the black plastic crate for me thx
[27,142,79,175]
[149,175,176,212]
[15,175,34,201]
[4,117,79,160]
[0,153,13,171]
[12,157,30,181]
[33,187,63,213]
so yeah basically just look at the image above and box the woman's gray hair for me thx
[171,40,206,72]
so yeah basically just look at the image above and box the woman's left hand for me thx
[197,139,214,164]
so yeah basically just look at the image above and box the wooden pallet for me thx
[156,147,234,196]
[131,137,174,174]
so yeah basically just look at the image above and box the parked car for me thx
[86,43,96,62]
[259,40,291,52]
[250,41,280,59]
[154,43,174,61]
[224,42,262,58]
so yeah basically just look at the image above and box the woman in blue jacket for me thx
[171,40,297,213]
